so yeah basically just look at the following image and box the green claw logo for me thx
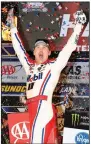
[71,114,80,127]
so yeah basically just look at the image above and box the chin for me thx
[40,60,44,64]
[37,60,43,64]
[39,58,44,62]
[36,58,47,64]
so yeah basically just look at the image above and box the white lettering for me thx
[77,134,89,144]
[76,45,89,51]
[60,14,74,37]
[11,121,29,143]
[82,23,89,37]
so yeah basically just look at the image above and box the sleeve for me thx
[10,27,32,75]
[51,23,83,73]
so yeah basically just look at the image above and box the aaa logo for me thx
[11,121,30,143]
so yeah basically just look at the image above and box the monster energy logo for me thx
[71,114,80,127]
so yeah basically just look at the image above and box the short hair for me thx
[34,39,50,49]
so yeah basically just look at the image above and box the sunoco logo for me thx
[75,132,89,144]
[71,114,80,127]
[11,121,29,143]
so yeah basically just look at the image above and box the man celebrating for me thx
[6,8,86,143]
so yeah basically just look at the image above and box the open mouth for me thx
[39,53,43,59]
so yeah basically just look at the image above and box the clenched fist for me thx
[6,8,15,28]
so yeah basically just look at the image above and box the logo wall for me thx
[55,83,89,96]
[62,62,89,84]
[71,113,89,129]
[63,128,89,144]
[2,83,26,96]
[2,61,27,83]
[64,110,89,130]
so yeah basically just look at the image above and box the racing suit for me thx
[10,23,83,143]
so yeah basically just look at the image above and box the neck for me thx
[35,59,49,65]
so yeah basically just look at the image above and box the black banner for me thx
[64,110,89,130]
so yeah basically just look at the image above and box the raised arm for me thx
[52,11,86,73]
[6,8,32,75]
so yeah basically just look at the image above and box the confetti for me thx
[52,8,55,12]
[26,29,29,31]
[58,5,62,10]
[51,20,54,24]
[56,17,59,21]
[82,39,85,42]
[40,28,43,31]
[1,3,89,138]
[65,7,68,10]
[29,22,32,25]
[35,26,40,30]
[56,2,60,6]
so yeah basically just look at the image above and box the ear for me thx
[33,49,35,56]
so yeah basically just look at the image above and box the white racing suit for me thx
[10,23,83,143]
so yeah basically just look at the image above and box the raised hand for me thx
[6,8,15,28]
[74,10,86,24]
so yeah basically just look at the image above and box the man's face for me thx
[33,44,51,64]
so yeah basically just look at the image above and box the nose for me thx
[39,46,43,51]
